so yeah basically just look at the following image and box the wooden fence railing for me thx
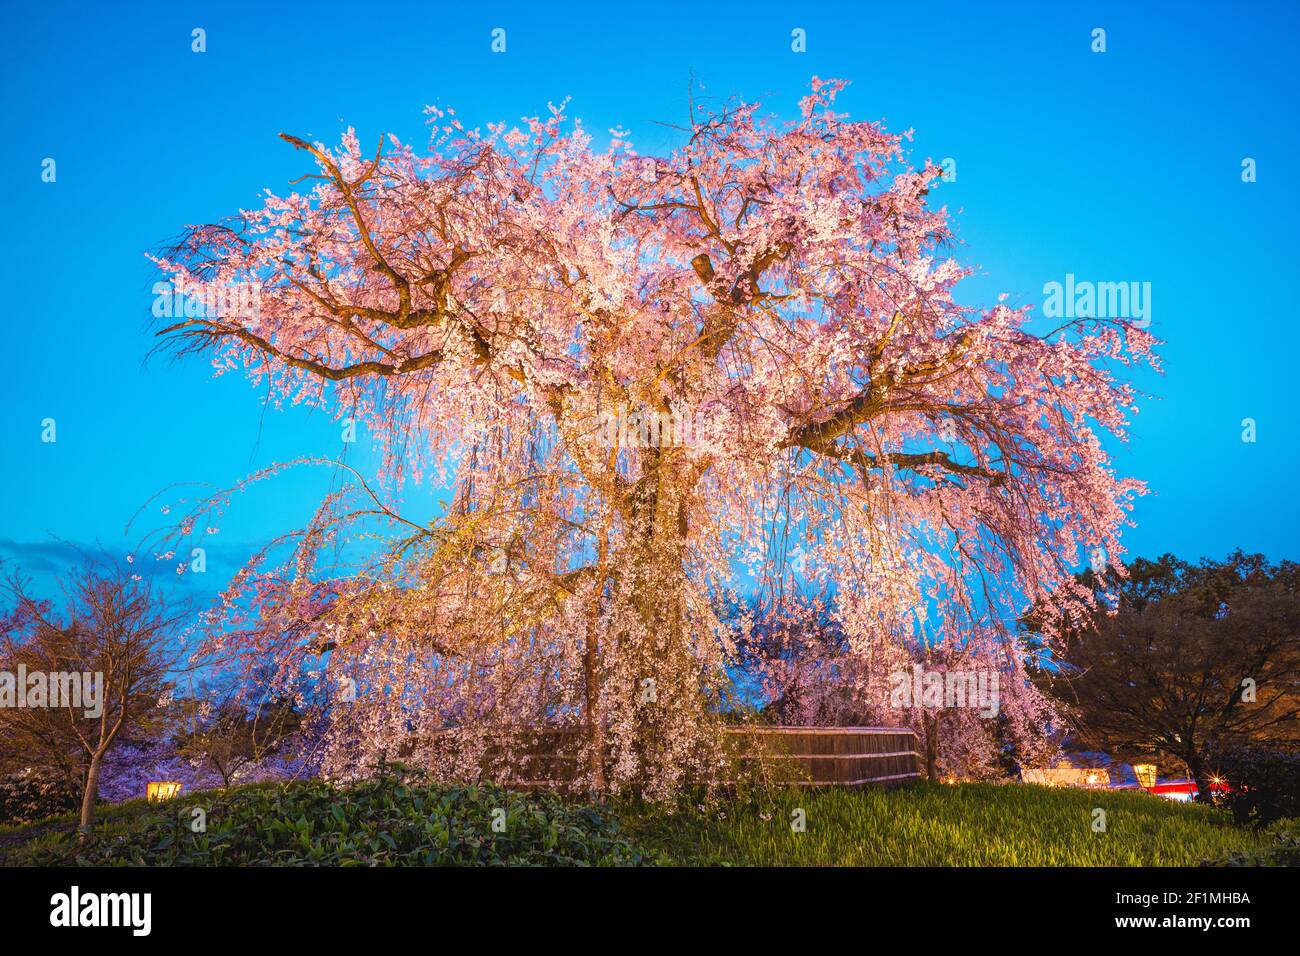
[728,726,922,788]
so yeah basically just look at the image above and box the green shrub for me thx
[5,766,657,866]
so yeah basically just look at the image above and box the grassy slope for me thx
[0,775,1270,866]
[623,782,1269,866]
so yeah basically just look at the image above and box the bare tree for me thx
[174,677,301,786]
[0,561,189,831]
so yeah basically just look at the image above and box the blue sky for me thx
[1,0,1296,601]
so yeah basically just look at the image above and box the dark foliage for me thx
[0,770,80,825]
[6,765,658,866]
[1209,744,1300,827]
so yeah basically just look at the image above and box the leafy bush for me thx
[0,771,80,825]
[1210,745,1300,826]
[5,766,657,866]
[1207,818,1300,867]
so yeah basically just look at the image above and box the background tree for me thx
[0,563,187,830]
[1033,552,1300,802]
[173,676,302,787]
[153,79,1156,795]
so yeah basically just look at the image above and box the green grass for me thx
[624,782,1273,866]
[0,772,1276,866]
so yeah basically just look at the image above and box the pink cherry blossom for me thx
[154,80,1157,795]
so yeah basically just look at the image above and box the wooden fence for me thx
[728,726,922,788]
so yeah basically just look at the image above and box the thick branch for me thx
[161,319,444,381]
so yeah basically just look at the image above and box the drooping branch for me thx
[160,319,446,381]
[152,80,1155,794]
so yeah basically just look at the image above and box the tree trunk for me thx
[923,710,940,781]
[612,461,703,790]
[585,513,612,793]
[584,628,605,791]
[79,749,104,835]
[1187,752,1215,805]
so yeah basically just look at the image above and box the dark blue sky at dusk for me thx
[1,0,1296,604]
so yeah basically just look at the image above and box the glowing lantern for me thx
[146,781,183,802]
[1133,764,1157,789]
